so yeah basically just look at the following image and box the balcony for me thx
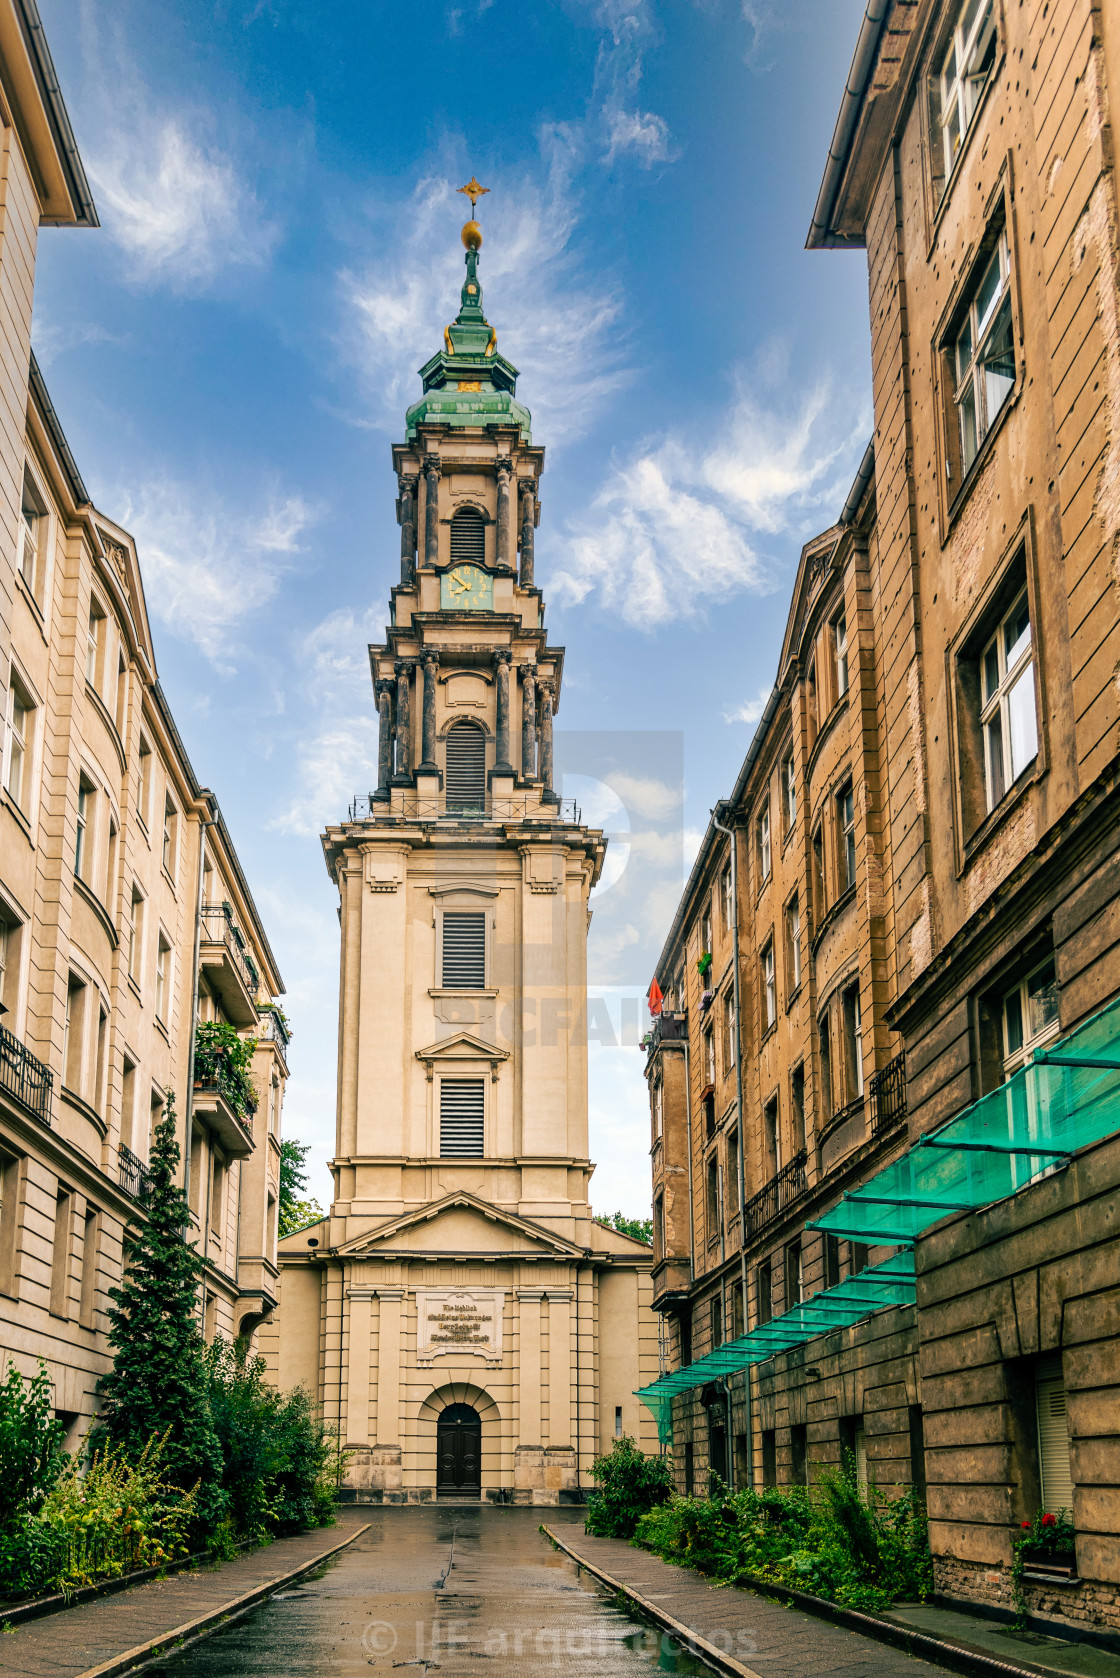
[192,1082,255,1158]
[0,1022,53,1126]
[118,1142,152,1204]
[868,1049,906,1135]
[199,904,259,1025]
[644,1010,687,1061]
[193,1022,257,1157]
[347,793,581,825]
[743,1149,808,1240]
[257,1006,291,1067]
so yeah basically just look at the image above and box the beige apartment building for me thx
[645,0,1120,1635]
[264,205,659,1503]
[0,1,288,1441]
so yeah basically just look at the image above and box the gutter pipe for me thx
[806,1,891,250]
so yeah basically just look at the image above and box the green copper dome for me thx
[405,243,532,442]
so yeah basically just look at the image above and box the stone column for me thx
[423,455,441,568]
[346,1286,372,1445]
[520,665,537,780]
[538,679,556,801]
[519,478,536,589]
[493,649,513,774]
[394,660,413,781]
[495,461,511,569]
[398,474,417,586]
[374,1288,404,1448]
[419,650,439,773]
[375,679,394,800]
[517,1289,543,1448]
[546,1290,572,1447]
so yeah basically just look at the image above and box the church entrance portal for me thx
[437,1403,482,1496]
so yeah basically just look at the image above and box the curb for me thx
[1,1537,259,1628]
[541,1527,1062,1678]
[69,1521,370,1678]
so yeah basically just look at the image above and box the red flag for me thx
[647,978,664,1016]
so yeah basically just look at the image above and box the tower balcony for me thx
[347,792,582,826]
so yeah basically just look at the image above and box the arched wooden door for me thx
[436,1403,482,1496]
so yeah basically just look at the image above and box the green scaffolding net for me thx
[635,994,1120,1445]
[636,1251,916,1442]
[808,992,1120,1247]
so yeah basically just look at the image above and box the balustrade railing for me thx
[743,1149,808,1239]
[347,794,581,825]
[257,1008,291,1057]
[868,1049,907,1135]
[199,904,259,995]
[0,1021,52,1125]
[118,1142,152,1204]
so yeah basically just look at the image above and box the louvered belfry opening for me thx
[442,912,486,988]
[445,721,486,814]
[439,1078,485,1157]
[450,507,486,563]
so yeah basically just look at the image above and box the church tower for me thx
[268,186,659,1503]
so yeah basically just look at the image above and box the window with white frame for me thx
[721,863,733,932]
[701,904,712,957]
[783,751,797,835]
[127,887,144,984]
[18,473,43,597]
[723,990,735,1074]
[704,1027,716,1087]
[931,0,997,197]
[761,941,776,1033]
[842,981,864,1101]
[3,679,32,810]
[653,1079,663,1140]
[837,782,856,894]
[162,796,177,877]
[86,603,103,687]
[1002,958,1059,1078]
[953,229,1014,476]
[75,778,94,882]
[137,738,152,829]
[980,589,1037,810]
[0,903,23,1021]
[785,894,802,993]
[155,934,171,1022]
[757,802,771,883]
[811,821,826,923]
[833,613,849,700]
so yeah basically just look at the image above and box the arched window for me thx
[450,507,486,563]
[445,721,486,815]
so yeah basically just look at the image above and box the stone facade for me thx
[263,212,660,1503]
[0,9,287,1441]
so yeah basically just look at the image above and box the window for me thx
[210,1151,227,1245]
[763,1096,780,1181]
[17,472,43,595]
[757,803,771,883]
[137,738,152,828]
[785,894,802,993]
[50,1188,72,1317]
[162,797,178,876]
[444,721,486,815]
[783,751,797,836]
[811,822,826,924]
[653,1193,663,1257]
[442,911,486,987]
[614,1405,623,1439]
[762,1429,777,1488]
[727,1126,740,1214]
[791,1423,808,1486]
[127,888,144,984]
[785,1239,802,1309]
[121,1056,137,1151]
[710,1293,723,1351]
[653,1079,663,1141]
[819,1012,833,1120]
[761,941,776,1033]
[0,1150,21,1295]
[155,935,171,1022]
[824,1233,841,1290]
[94,1004,108,1118]
[678,1310,692,1368]
[0,904,23,1021]
[1034,1355,1074,1513]
[64,975,86,1092]
[732,1285,745,1339]
[79,1209,99,1329]
[721,864,733,932]
[3,678,32,809]
[757,1259,772,1326]
[980,589,1037,810]
[842,981,864,1101]
[952,228,1014,477]
[832,613,849,700]
[837,782,856,894]
[791,1063,806,1152]
[931,0,997,199]
[86,603,103,687]
[449,506,486,562]
[114,654,128,737]
[722,991,735,1075]
[1002,958,1059,1077]
[806,659,818,746]
[850,1240,870,1275]
[706,1154,720,1241]
[75,778,94,881]
[704,1028,716,1088]
[701,904,712,958]
[439,1077,485,1157]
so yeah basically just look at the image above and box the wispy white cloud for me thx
[605,108,675,166]
[119,477,316,665]
[589,0,679,169]
[724,683,773,727]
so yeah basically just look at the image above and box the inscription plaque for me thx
[415,1289,505,1365]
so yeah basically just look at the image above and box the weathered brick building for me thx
[645,0,1120,1633]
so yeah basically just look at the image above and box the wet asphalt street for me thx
[143,1506,713,1677]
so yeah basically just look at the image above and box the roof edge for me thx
[805,0,890,250]
[15,0,98,227]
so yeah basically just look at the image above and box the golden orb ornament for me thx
[461,219,483,250]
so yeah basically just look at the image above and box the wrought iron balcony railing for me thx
[646,1010,687,1057]
[200,904,259,997]
[347,794,582,825]
[868,1049,907,1135]
[743,1149,808,1240]
[257,1008,291,1057]
[0,1021,53,1126]
[118,1142,152,1204]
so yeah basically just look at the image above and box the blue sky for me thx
[35,0,872,1215]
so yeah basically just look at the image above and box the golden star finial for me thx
[457,177,489,212]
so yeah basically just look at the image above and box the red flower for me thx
[1021,1521,1031,1529]
[1041,1512,1057,1527]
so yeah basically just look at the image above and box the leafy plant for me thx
[194,1023,258,1120]
[0,1363,66,1595]
[38,1435,197,1592]
[594,1211,653,1245]
[585,1436,672,1538]
[278,1139,325,1239]
[1011,1508,1075,1626]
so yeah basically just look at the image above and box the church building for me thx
[264,187,660,1503]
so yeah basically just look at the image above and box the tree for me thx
[595,1209,653,1245]
[278,1138,325,1239]
[95,1095,226,1533]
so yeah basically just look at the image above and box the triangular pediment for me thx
[414,1030,509,1074]
[335,1190,583,1258]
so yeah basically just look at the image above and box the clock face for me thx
[441,563,493,611]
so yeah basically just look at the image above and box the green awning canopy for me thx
[808,992,1120,1247]
[636,1252,916,1442]
[635,995,1120,1445]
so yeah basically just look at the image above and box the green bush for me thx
[585,1436,672,1538]
[0,1361,66,1595]
[204,1340,334,1539]
[38,1435,197,1592]
[194,1023,258,1120]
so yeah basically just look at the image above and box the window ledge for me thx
[428,987,499,999]
[127,974,143,1005]
[14,568,47,641]
[959,758,1039,875]
[161,864,178,896]
[944,382,1019,537]
[59,1085,108,1141]
[84,680,127,777]
[1,788,34,848]
[155,1016,170,1044]
[759,1021,777,1049]
[786,982,803,1013]
[805,695,850,785]
[811,883,857,954]
[74,874,119,950]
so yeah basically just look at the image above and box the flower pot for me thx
[1020,1547,1076,1578]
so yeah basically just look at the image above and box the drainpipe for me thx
[712,802,752,1488]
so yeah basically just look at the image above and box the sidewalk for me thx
[0,1512,369,1678]
[543,1525,1120,1678]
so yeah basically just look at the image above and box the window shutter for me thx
[442,912,486,988]
[450,509,486,562]
[439,1079,485,1157]
[445,724,486,813]
[1035,1359,1074,1513]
